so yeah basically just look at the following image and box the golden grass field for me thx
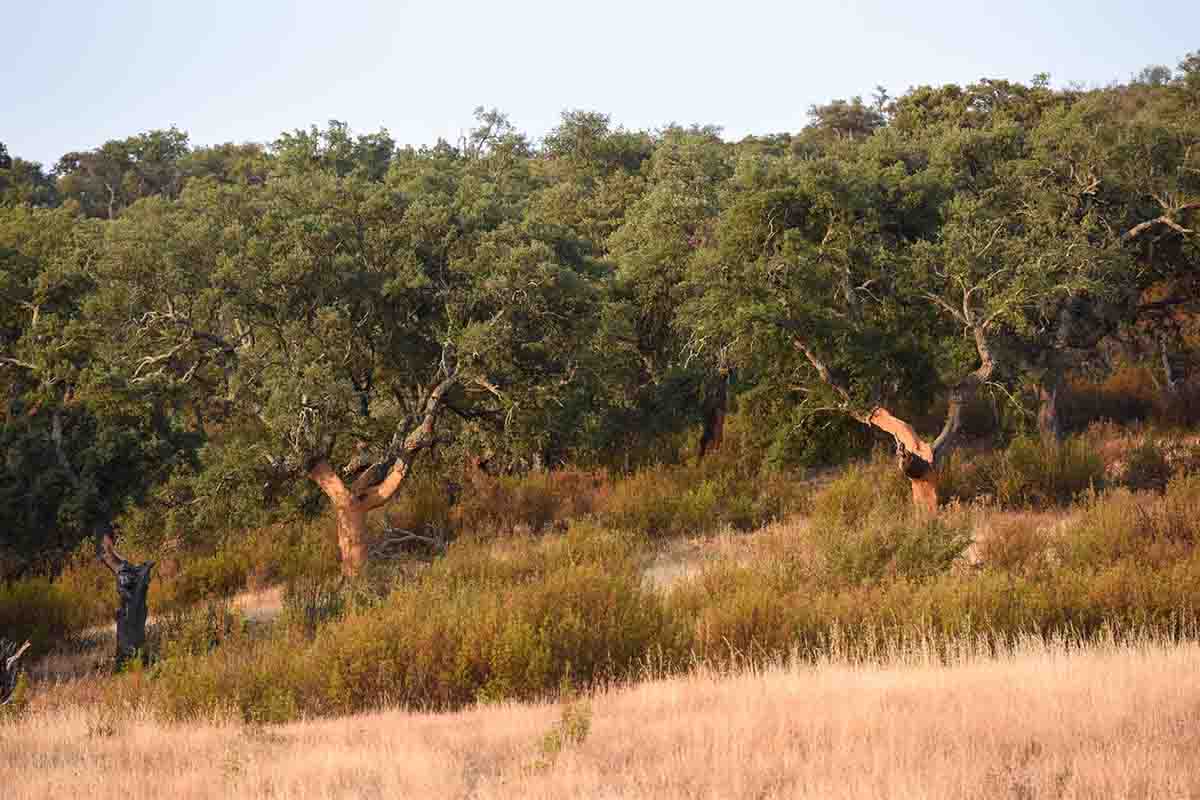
[5,633,1199,799]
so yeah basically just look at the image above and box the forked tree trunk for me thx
[864,408,939,513]
[307,376,455,577]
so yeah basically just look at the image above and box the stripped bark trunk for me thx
[789,324,995,514]
[97,534,154,670]
[308,376,455,578]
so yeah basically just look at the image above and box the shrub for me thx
[808,455,909,527]
[1121,439,1175,492]
[975,515,1051,575]
[1061,366,1156,429]
[149,522,676,721]
[153,600,243,661]
[1057,476,1200,571]
[0,578,81,653]
[453,468,608,537]
[992,436,1105,507]
[596,459,806,539]
[281,576,349,638]
[940,436,1104,508]
[155,548,251,610]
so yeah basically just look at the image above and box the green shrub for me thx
[453,469,607,537]
[142,474,1200,724]
[149,522,675,721]
[1057,476,1200,571]
[281,576,349,638]
[599,460,807,538]
[1061,366,1156,429]
[155,549,250,610]
[154,600,243,660]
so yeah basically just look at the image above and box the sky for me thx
[3,0,1197,167]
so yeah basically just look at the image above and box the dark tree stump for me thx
[98,534,154,669]
[1,638,31,705]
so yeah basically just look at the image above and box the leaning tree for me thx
[92,133,599,576]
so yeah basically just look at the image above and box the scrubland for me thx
[5,417,1200,797]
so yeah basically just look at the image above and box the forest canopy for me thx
[3,53,1198,577]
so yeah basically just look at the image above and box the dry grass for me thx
[5,635,1200,799]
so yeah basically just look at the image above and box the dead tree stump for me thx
[98,533,154,669]
[1,638,31,705]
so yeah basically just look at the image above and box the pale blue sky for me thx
[3,0,1197,166]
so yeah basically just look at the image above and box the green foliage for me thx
[136,468,1200,723]
[813,512,973,587]
[1056,476,1200,570]
[281,576,348,638]
[598,457,806,537]
[154,600,243,661]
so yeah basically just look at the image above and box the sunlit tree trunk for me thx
[305,376,453,577]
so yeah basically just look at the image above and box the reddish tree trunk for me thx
[334,503,369,577]
[866,408,939,513]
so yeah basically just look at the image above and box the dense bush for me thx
[0,578,82,654]
[147,523,677,721]
[1061,366,1158,430]
[939,435,1105,508]
[598,458,807,537]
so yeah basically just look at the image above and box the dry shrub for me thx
[808,454,909,526]
[813,511,974,587]
[1121,439,1175,492]
[1058,476,1200,571]
[940,436,1104,508]
[454,468,608,536]
[148,522,677,721]
[153,520,338,613]
[1154,380,1200,427]
[598,457,808,538]
[1061,365,1157,429]
[0,578,81,654]
[975,515,1051,575]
